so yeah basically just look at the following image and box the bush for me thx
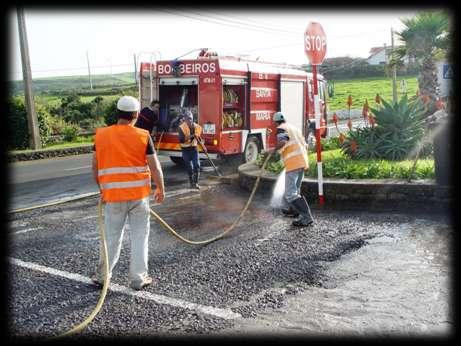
[320,136,342,151]
[312,57,420,80]
[79,118,106,131]
[257,148,434,180]
[103,99,119,125]
[307,149,434,179]
[48,116,69,135]
[62,123,81,142]
[7,96,52,150]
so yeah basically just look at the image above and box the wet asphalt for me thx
[6,158,453,340]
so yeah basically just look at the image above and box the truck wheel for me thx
[170,156,184,165]
[243,137,261,163]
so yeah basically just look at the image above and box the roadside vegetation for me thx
[257,135,434,180]
[7,79,136,151]
[258,89,437,181]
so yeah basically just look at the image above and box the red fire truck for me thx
[138,50,328,164]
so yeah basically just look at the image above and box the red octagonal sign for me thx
[304,22,327,65]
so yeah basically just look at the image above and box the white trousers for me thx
[97,196,150,283]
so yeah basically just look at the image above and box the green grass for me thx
[307,149,434,180]
[327,76,418,112]
[258,148,434,180]
[10,136,94,154]
[44,137,94,150]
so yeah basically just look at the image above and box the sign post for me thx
[304,22,327,206]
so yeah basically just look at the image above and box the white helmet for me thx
[117,96,140,112]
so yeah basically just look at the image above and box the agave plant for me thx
[341,126,383,160]
[341,96,426,161]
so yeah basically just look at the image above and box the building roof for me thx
[369,47,385,56]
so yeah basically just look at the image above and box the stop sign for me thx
[304,22,327,65]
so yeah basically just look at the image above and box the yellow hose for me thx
[15,149,271,337]
[150,152,272,245]
[156,131,164,155]
[53,198,110,339]
[55,152,271,335]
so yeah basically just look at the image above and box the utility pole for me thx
[391,27,398,104]
[133,53,137,84]
[86,50,93,90]
[17,7,41,149]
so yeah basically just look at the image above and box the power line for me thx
[162,8,390,41]
[182,8,301,35]
[204,10,305,32]
[158,8,297,37]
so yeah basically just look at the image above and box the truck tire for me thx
[170,156,184,165]
[243,136,261,163]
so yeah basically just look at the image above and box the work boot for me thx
[192,172,200,189]
[130,274,153,291]
[290,196,314,227]
[281,206,299,218]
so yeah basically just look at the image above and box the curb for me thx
[8,145,93,163]
[238,162,452,213]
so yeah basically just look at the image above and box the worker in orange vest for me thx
[178,109,207,189]
[272,111,314,227]
[92,95,165,290]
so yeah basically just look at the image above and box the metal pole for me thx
[86,50,93,90]
[312,65,324,206]
[391,28,397,103]
[17,7,41,150]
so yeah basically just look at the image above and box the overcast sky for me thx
[9,8,424,81]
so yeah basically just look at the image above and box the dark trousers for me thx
[181,147,200,177]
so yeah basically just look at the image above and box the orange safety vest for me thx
[179,122,203,148]
[95,125,151,202]
[277,122,309,172]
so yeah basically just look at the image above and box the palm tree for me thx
[391,11,451,107]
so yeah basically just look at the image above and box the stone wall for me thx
[8,145,93,163]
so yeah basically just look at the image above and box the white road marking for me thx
[64,165,91,171]
[75,215,98,221]
[13,227,43,235]
[9,257,241,320]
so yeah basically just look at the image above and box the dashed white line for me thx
[13,227,43,235]
[75,215,98,221]
[64,165,91,171]
[9,257,241,320]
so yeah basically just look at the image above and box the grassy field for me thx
[327,75,418,112]
[10,72,136,96]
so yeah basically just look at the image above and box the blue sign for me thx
[443,64,452,79]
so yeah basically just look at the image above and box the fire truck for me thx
[138,50,328,164]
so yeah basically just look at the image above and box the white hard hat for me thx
[184,110,193,121]
[273,111,285,122]
[117,96,140,112]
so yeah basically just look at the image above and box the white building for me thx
[366,46,389,65]
[366,46,411,65]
